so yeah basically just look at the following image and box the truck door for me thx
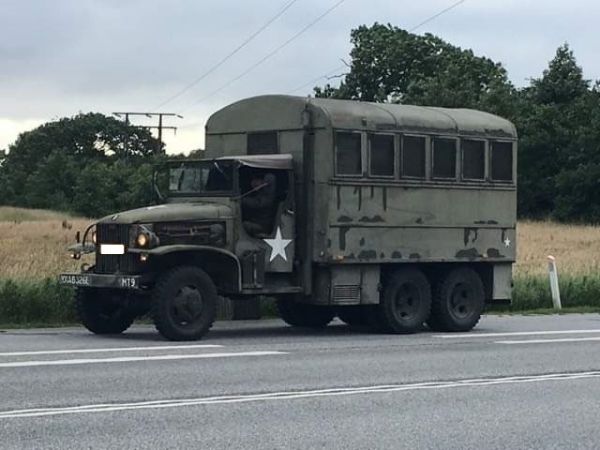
[262,169,295,273]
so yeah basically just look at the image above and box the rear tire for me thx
[427,267,485,332]
[151,266,217,341]
[375,268,432,334]
[276,297,334,328]
[75,287,135,335]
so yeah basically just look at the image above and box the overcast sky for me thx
[1,0,598,155]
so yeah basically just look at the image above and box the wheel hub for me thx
[394,283,420,321]
[450,282,474,319]
[172,286,204,323]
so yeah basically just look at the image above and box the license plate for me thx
[100,244,125,255]
[60,274,91,286]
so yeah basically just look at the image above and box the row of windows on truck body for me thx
[334,131,515,183]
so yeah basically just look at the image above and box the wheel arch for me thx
[145,245,241,293]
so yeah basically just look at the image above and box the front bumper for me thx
[58,272,145,290]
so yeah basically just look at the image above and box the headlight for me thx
[92,231,97,244]
[136,232,149,247]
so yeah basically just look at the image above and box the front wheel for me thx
[75,287,136,335]
[151,266,217,341]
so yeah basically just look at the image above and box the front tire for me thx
[151,266,217,341]
[75,287,136,335]
[427,267,485,332]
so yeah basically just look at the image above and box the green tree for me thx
[314,23,516,117]
[0,112,164,213]
[516,44,595,219]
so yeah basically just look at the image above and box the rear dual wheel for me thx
[427,267,485,332]
[373,266,485,334]
[374,268,432,334]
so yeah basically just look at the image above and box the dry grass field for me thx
[0,207,94,279]
[0,206,598,279]
[516,220,600,276]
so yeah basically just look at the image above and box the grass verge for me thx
[1,274,598,328]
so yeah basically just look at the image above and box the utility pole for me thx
[113,112,183,153]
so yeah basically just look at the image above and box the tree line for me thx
[1,23,599,222]
[0,113,202,218]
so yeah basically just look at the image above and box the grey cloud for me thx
[1,0,599,128]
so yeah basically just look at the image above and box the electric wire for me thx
[149,0,301,112]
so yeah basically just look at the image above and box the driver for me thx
[242,173,276,237]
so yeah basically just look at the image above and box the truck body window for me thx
[432,137,457,179]
[369,134,395,177]
[247,132,278,155]
[491,141,513,181]
[462,139,485,180]
[402,136,426,178]
[335,132,362,176]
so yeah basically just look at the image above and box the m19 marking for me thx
[120,277,137,288]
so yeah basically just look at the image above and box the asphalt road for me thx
[1,314,600,449]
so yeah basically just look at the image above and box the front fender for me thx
[130,245,242,293]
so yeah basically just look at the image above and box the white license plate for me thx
[60,275,91,286]
[100,244,125,255]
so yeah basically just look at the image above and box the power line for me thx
[112,112,183,153]
[286,0,468,96]
[287,65,347,94]
[408,0,466,32]
[178,0,465,131]
[149,0,301,112]
[179,0,348,114]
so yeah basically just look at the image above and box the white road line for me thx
[1,371,599,419]
[0,351,286,368]
[0,344,223,357]
[435,329,600,339]
[497,337,600,345]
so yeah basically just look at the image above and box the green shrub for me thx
[0,278,76,325]
[489,273,600,312]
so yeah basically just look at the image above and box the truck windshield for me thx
[168,161,235,195]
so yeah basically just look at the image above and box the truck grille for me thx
[95,224,141,274]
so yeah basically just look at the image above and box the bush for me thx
[0,278,76,325]
[489,273,600,312]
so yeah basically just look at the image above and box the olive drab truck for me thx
[59,95,518,341]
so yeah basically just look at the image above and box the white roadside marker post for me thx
[547,255,562,310]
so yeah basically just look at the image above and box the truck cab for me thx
[60,154,307,341]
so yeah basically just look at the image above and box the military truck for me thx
[59,94,517,341]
